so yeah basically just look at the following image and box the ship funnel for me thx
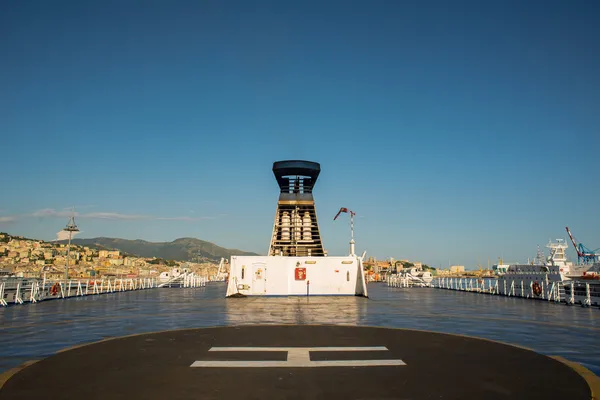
[269,160,325,257]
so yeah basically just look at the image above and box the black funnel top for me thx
[273,160,320,194]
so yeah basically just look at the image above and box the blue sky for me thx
[1,0,599,268]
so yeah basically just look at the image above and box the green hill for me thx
[64,237,259,261]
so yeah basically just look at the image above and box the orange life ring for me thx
[532,281,542,296]
[50,283,59,295]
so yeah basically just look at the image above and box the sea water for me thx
[1,283,598,375]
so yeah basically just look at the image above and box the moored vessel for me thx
[493,238,600,304]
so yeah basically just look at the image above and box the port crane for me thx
[565,226,600,264]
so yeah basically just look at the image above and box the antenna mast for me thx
[333,207,356,256]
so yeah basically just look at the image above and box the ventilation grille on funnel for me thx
[268,160,325,257]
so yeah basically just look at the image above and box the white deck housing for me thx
[226,255,368,297]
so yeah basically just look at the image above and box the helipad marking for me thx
[190,346,406,368]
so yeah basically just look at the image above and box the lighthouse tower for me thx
[268,160,325,257]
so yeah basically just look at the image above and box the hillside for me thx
[63,237,259,261]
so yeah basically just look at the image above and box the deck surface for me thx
[0,325,592,400]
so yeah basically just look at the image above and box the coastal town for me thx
[362,257,493,280]
[0,232,220,281]
[0,231,494,283]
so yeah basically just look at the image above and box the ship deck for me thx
[0,325,596,399]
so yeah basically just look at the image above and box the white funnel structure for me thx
[226,160,368,298]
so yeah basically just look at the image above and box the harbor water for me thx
[1,283,599,375]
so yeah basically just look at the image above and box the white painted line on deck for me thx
[208,346,389,352]
[191,346,406,368]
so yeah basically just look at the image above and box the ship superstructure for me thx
[493,238,600,300]
[226,160,368,297]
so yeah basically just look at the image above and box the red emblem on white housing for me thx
[295,267,306,280]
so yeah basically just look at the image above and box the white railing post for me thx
[15,282,23,304]
[0,283,6,306]
[542,281,546,300]
[585,283,591,307]
[29,281,36,303]
[570,281,575,305]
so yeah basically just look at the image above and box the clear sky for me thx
[1,0,599,269]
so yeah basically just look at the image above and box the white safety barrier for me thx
[0,277,162,307]
[158,272,208,288]
[430,276,594,307]
[386,274,429,288]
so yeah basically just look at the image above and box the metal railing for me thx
[0,277,157,307]
[430,277,572,304]
[157,273,207,288]
[386,274,430,288]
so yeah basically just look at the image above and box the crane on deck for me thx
[565,226,600,264]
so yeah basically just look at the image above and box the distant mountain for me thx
[64,237,259,261]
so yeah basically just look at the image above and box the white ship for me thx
[226,160,368,297]
[493,239,600,305]
[493,240,570,299]
[386,265,433,287]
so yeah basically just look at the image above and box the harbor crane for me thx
[565,226,600,264]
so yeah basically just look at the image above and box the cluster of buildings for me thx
[435,265,494,277]
[0,233,218,280]
[361,257,494,279]
[0,230,493,283]
[362,257,430,281]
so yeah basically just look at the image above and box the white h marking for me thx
[190,346,406,368]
